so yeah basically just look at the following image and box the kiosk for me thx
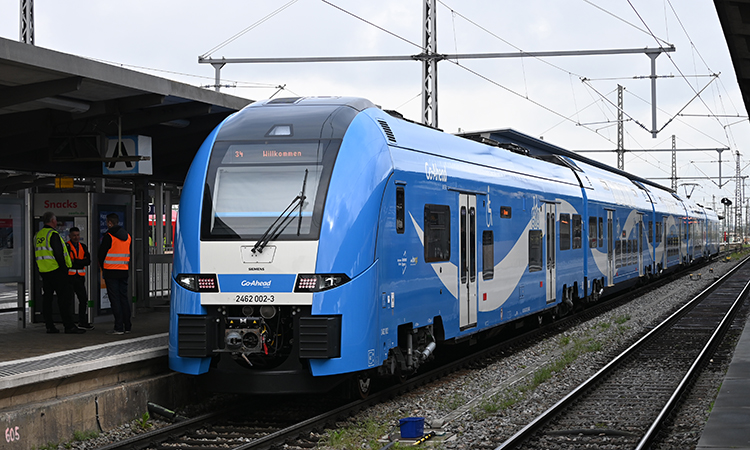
[33,192,132,325]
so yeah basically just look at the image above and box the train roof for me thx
[458,128,674,195]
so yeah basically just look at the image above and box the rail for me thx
[495,255,750,449]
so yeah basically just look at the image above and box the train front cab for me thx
[169,97,398,393]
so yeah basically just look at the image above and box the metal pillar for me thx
[134,179,149,307]
[211,62,225,92]
[648,51,660,138]
[165,189,172,249]
[736,150,742,241]
[672,134,677,192]
[617,85,624,170]
[19,0,33,45]
[422,0,438,128]
[155,183,164,255]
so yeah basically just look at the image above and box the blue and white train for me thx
[169,97,720,394]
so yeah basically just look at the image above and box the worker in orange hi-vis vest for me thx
[67,226,93,330]
[98,213,132,335]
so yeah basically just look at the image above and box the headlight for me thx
[294,273,351,292]
[175,273,219,292]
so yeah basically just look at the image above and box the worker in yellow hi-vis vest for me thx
[34,212,85,334]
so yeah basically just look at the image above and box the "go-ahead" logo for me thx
[241,279,272,288]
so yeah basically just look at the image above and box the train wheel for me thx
[590,281,600,303]
[356,372,372,399]
[394,365,410,384]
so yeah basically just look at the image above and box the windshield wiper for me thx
[252,169,309,254]
[296,169,309,236]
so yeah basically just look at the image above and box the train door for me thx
[638,214,644,277]
[545,203,556,303]
[607,211,614,285]
[459,194,477,330]
[662,215,668,268]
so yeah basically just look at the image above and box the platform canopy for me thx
[0,37,252,188]
[715,0,750,118]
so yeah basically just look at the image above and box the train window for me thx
[396,187,405,234]
[648,221,653,243]
[589,217,597,248]
[560,214,571,251]
[615,241,621,267]
[470,208,476,283]
[656,222,662,243]
[483,231,494,280]
[424,205,451,262]
[572,215,582,249]
[598,217,604,247]
[528,230,542,272]
[500,206,512,218]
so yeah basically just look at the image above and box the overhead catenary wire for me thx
[626,0,726,133]
[317,0,618,145]
[624,88,730,148]
[394,92,423,111]
[665,0,745,156]
[539,88,618,137]
[445,59,616,145]
[320,0,424,51]
[582,0,672,46]
[438,0,586,79]
[193,0,738,182]
[89,57,283,91]
[581,79,652,134]
[201,0,301,59]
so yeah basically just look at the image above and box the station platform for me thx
[697,308,750,449]
[0,307,169,363]
[0,307,206,449]
[0,307,170,390]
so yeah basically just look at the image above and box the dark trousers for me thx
[41,269,75,330]
[69,275,89,325]
[105,276,131,332]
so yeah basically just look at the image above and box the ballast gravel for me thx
[334,257,747,450]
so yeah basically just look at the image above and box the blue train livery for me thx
[169,97,720,394]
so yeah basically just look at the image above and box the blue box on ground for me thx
[399,417,424,438]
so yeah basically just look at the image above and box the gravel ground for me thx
[42,395,232,450]
[322,256,749,450]
[51,257,747,450]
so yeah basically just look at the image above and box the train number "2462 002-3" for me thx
[235,294,275,303]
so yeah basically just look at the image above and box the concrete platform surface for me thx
[0,308,169,362]
[0,308,169,389]
[697,310,750,450]
[0,308,191,450]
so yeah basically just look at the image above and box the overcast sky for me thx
[1,1,747,208]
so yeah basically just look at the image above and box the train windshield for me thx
[202,139,337,240]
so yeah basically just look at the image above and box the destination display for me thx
[219,141,322,164]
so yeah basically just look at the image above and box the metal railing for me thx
[149,253,173,301]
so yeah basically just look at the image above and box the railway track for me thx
[95,256,741,450]
[496,255,750,450]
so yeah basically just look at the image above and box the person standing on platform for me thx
[35,212,85,334]
[99,213,132,335]
[67,226,94,330]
